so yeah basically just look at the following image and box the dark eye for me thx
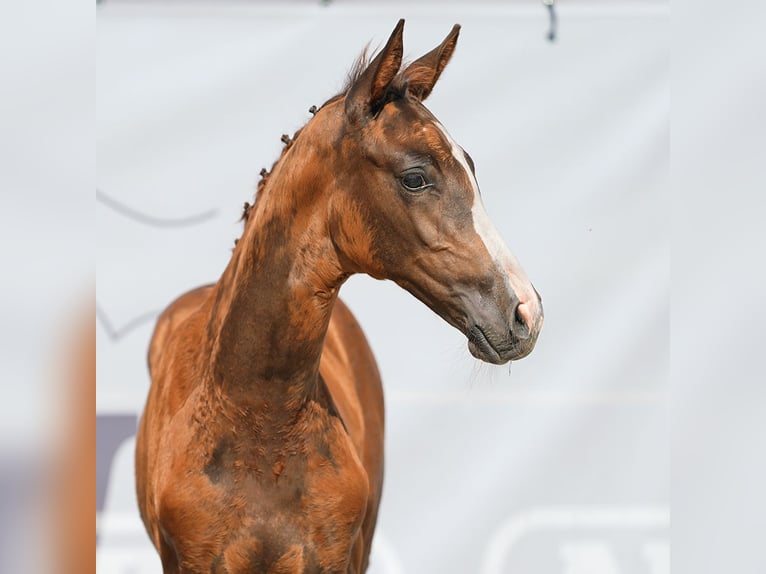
[400,173,429,191]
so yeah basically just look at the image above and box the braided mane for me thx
[237,47,411,235]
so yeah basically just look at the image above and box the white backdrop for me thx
[97,2,669,572]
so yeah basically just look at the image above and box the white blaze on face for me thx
[434,122,540,314]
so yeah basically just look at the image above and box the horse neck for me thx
[206,138,346,412]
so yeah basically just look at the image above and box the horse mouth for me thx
[467,325,507,365]
[467,325,534,365]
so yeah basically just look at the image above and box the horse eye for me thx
[401,173,428,191]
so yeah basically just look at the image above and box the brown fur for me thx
[136,20,542,574]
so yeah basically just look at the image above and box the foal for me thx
[136,20,543,573]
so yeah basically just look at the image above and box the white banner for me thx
[97,2,668,572]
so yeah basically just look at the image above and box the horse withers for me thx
[136,20,543,573]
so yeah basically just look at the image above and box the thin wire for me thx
[97,189,219,228]
[543,0,558,43]
[96,304,159,341]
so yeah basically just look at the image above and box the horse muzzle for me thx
[465,292,543,365]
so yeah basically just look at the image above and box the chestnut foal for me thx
[136,20,543,574]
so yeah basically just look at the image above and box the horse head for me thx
[310,20,544,364]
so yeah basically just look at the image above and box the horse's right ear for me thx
[401,24,460,102]
[345,19,405,124]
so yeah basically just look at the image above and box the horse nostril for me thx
[512,303,532,340]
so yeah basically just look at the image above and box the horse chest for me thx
[171,403,370,572]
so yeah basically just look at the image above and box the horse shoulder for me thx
[320,298,385,571]
[148,284,214,373]
[137,285,215,548]
[320,299,383,458]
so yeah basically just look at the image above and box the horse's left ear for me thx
[345,19,405,123]
[402,24,461,101]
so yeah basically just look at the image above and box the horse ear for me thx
[402,24,460,101]
[345,19,405,123]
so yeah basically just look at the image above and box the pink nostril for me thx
[512,302,533,339]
